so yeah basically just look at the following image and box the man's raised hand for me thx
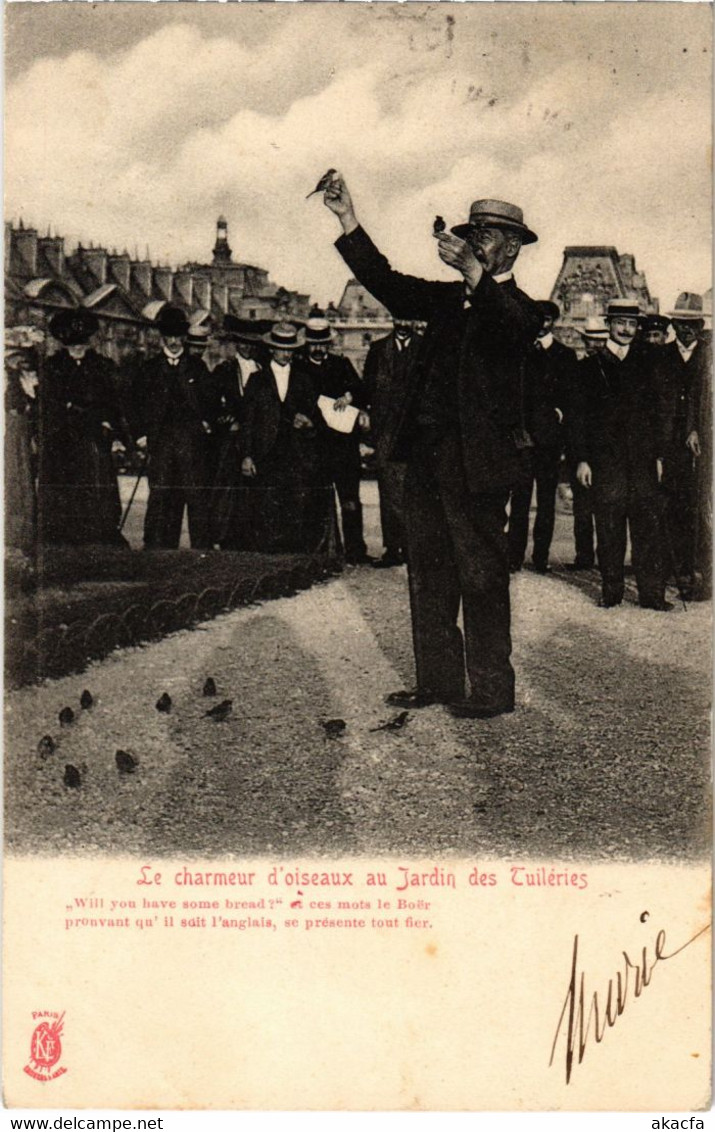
[323,173,359,235]
[434,230,482,291]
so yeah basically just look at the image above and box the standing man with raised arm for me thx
[324,174,541,718]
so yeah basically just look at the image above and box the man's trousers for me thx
[508,445,561,570]
[377,462,407,554]
[593,483,665,606]
[404,432,514,711]
[144,426,211,549]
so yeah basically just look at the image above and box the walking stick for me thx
[119,453,147,533]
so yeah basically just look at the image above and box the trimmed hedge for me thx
[6,546,340,688]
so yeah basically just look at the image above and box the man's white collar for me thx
[606,339,630,361]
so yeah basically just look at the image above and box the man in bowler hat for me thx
[324,175,541,718]
[132,305,217,549]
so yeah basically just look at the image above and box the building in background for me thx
[325,279,393,374]
[4,217,311,361]
[550,245,659,352]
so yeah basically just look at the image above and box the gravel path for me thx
[5,558,710,861]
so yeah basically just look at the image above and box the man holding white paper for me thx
[301,316,371,564]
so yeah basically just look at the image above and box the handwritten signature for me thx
[550,916,711,1083]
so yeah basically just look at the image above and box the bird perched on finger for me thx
[322,718,346,738]
[59,706,75,727]
[370,711,410,732]
[433,215,446,234]
[38,735,56,758]
[156,693,172,713]
[115,749,138,774]
[306,168,337,199]
[204,699,233,721]
[80,689,94,709]
[63,765,81,789]
[203,677,217,697]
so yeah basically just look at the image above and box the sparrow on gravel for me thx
[156,693,172,713]
[322,719,346,738]
[204,699,233,721]
[202,677,217,697]
[80,689,94,709]
[59,706,75,726]
[306,168,337,198]
[115,749,138,774]
[38,735,56,758]
[63,765,81,789]
[370,711,410,733]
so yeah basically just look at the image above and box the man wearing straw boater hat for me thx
[657,292,712,600]
[132,304,218,549]
[240,322,324,552]
[570,297,669,610]
[300,314,370,564]
[323,175,541,718]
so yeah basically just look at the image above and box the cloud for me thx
[5,6,711,309]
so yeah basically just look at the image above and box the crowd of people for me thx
[4,219,712,634]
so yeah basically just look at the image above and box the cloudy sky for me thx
[5,3,712,311]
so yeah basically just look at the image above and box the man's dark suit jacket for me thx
[132,352,217,447]
[524,337,575,449]
[656,338,712,461]
[335,226,542,493]
[363,331,422,467]
[569,341,663,498]
[240,361,320,465]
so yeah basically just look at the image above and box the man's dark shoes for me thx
[447,700,515,720]
[566,559,594,572]
[531,561,551,574]
[372,550,405,569]
[639,599,674,612]
[385,688,439,709]
[598,597,622,608]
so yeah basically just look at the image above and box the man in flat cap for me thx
[324,176,541,718]
[299,315,370,564]
[38,309,129,547]
[657,293,712,600]
[132,305,218,549]
[508,299,574,574]
[570,298,669,610]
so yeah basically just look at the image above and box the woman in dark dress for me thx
[38,309,129,547]
[5,328,41,553]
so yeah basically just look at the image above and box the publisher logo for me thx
[24,1011,67,1081]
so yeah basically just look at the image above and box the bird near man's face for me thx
[465,226,521,276]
